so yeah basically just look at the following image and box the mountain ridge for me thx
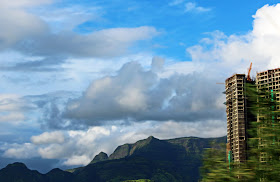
[0,135,226,182]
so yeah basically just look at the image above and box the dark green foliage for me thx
[122,179,153,182]
[0,163,46,182]
[45,168,74,182]
[246,83,280,182]
[202,83,280,181]
[201,144,255,182]
[89,152,108,164]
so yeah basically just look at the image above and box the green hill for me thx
[0,136,226,182]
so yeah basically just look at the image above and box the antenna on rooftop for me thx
[247,62,252,81]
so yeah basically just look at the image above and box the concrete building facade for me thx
[225,74,247,163]
[225,68,280,163]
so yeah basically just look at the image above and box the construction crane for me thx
[247,62,252,81]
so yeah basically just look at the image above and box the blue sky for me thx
[1,0,280,172]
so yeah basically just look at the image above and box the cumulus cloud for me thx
[31,131,65,144]
[2,143,39,159]
[63,155,91,166]
[34,127,111,165]
[151,56,165,72]
[187,4,280,76]
[53,3,280,128]
[63,59,224,126]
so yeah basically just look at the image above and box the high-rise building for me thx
[225,68,280,163]
[256,68,280,97]
[256,68,280,162]
[225,74,248,163]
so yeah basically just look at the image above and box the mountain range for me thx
[0,136,226,182]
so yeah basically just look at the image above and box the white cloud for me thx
[33,126,111,165]
[0,94,33,111]
[63,155,91,166]
[0,0,158,57]
[31,131,65,144]
[1,120,226,165]
[142,120,226,139]
[186,4,280,77]
[0,113,25,123]
[169,0,185,6]
[63,59,224,127]
[0,0,53,7]
[0,0,48,50]
[0,94,35,123]
[117,87,147,111]
[2,143,39,159]
[38,143,67,159]
[184,2,211,13]
[16,26,158,58]
[35,5,101,33]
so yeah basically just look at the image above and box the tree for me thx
[246,83,280,182]
[200,143,254,182]
[201,82,280,181]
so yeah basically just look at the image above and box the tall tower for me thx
[225,68,280,163]
[256,68,280,95]
[225,74,247,163]
[256,68,280,162]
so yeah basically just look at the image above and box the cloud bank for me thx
[63,59,224,126]
[2,120,226,166]
[0,0,158,60]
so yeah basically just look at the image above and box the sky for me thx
[1,0,280,173]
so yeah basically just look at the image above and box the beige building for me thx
[225,74,247,163]
[256,68,280,98]
[256,68,280,162]
[225,68,280,163]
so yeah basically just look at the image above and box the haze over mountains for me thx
[0,135,226,182]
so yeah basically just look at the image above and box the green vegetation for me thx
[0,136,225,182]
[122,179,152,182]
[201,83,280,181]
[89,152,108,164]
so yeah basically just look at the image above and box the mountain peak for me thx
[147,136,155,140]
[47,168,64,173]
[7,162,27,169]
[146,136,160,142]
[90,151,108,164]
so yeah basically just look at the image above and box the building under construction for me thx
[225,64,280,163]
[225,74,251,163]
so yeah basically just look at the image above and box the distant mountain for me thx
[0,162,74,182]
[90,152,109,164]
[0,162,46,182]
[0,136,226,182]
